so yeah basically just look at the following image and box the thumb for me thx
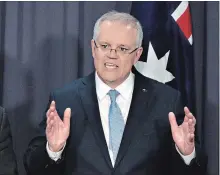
[168,112,178,132]
[63,108,71,128]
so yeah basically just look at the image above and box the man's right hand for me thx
[46,101,71,152]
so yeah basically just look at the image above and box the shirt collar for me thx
[95,71,135,101]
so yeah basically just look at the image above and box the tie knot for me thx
[108,90,119,103]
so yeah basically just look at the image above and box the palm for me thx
[171,120,193,155]
[169,107,195,155]
[46,101,71,152]
[46,115,70,148]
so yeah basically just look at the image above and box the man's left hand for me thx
[169,107,196,155]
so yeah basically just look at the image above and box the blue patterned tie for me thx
[108,90,125,163]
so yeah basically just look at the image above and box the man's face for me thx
[91,21,143,88]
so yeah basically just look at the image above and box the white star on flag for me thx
[134,42,175,83]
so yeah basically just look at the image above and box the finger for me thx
[189,115,196,125]
[46,109,50,118]
[186,113,194,120]
[63,108,71,128]
[46,108,53,118]
[184,112,195,124]
[50,101,56,110]
[189,127,195,134]
[46,120,52,130]
[188,120,193,131]
[46,101,56,117]
[168,112,178,131]
[54,112,61,126]
[49,101,56,114]
[188,119,193,125]
[46,125,54,136]
[184,106,190,115]
[193,117,196,125]
[188,120,195,133]
[184,106,195,120]
[47,111,55,125]
[50,112,61,127]
[47,115,51,126]
[54,113,60,134]
[47,118,54,133]
[47,111,60,127]
[50,117,55,126]
[47,110,55,120]
[47,114,59,135]
[184,115,189,122]
[46,124,52,134]
[188,116,196,126]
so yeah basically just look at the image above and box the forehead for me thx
[97,21,137,46]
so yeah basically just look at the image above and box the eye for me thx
[101,44,108,49]
[119,47,128,52]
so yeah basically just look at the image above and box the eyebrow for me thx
[98,41,110,45]
[119,44,129,48]
[98,41,131,48]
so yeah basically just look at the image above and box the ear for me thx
[91,39,95,58]
[133,47,143,64]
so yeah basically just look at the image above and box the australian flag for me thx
[131,1,195,112]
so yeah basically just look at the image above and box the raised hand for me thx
[46,101,71,152]
[169,107,196,155]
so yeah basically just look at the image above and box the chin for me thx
[106,79,117,83]
[102,75,118,85]
[104,77,117,83]
[101,71,117,79]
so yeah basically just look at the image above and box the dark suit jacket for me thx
[24,71,207,175]
[0,106,18,175]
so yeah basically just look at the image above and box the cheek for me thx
[95,59,104,71]
[94,54,104,68]
[119,60,134,72]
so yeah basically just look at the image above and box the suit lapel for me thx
[114,72,156,168]
[79,72,113,169]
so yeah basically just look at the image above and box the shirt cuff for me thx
[46,142,66,161]
[175,144,196,165]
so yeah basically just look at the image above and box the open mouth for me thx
[104,63,118,69]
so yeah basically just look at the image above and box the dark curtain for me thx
[191,2,219,175]
[0,2,132,174]
[0,2,218,175]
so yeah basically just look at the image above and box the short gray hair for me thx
[93,10,143,47]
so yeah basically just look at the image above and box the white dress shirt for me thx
[47,71,195,166]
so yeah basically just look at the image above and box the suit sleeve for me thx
[23,94,66,175]
[0,107,18,175]
[170,92,207,175]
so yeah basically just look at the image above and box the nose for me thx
[107,49,118,59]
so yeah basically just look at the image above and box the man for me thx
[24,11,207,175]
[0,106,18,175]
